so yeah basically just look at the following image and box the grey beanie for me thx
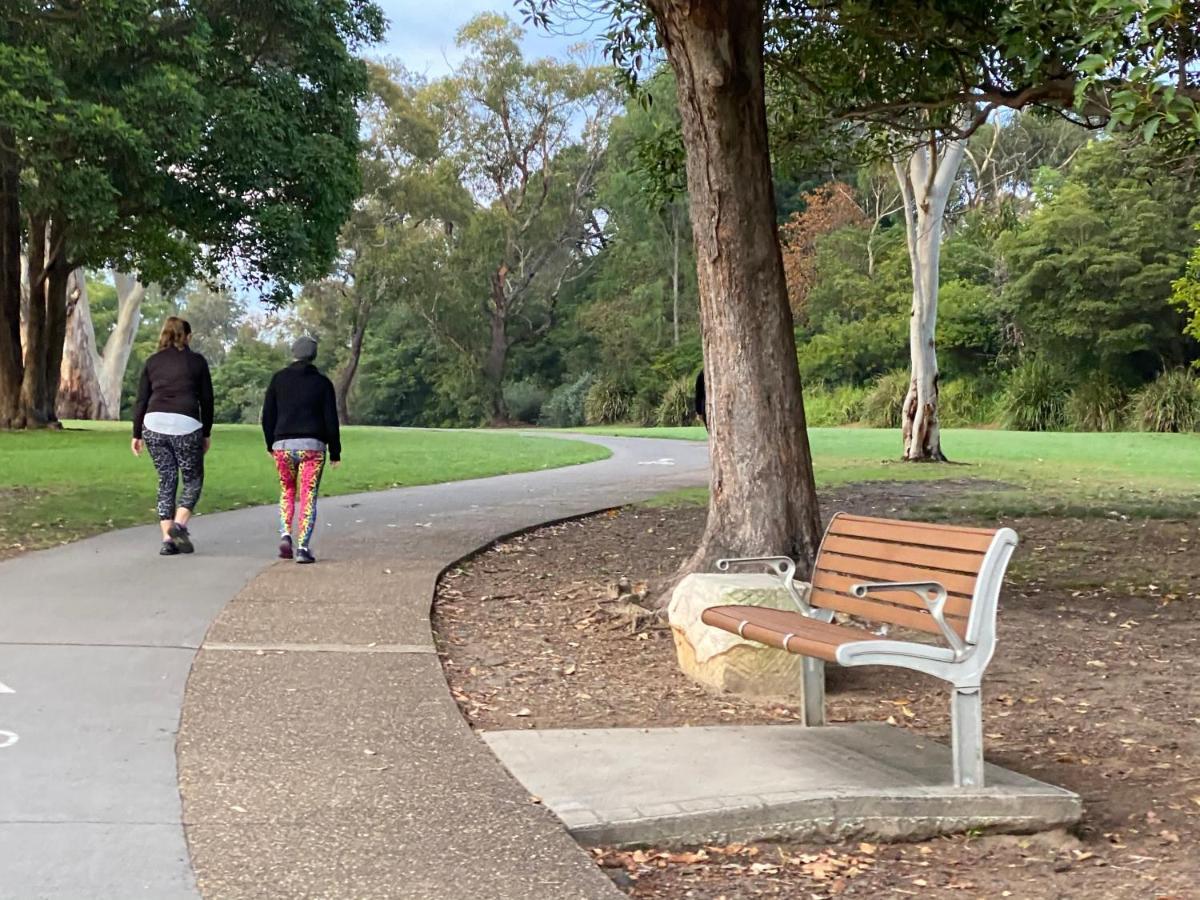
[291,335,318,362]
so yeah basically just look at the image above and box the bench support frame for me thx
[801,657,825,727]
[951,685,984,788]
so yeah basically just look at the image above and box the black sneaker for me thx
[278,534,294,560]
[168,523,194,554]
[160,540,180,556]
[295,547,316,565]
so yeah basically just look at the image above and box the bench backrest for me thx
[810,512,1018,645]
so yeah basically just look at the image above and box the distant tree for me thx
[1001,140,1199,381]
[779,182,867,323]
[423,15,615,423]
[0,0,383,429]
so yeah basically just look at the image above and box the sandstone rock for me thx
[668,573,811,699]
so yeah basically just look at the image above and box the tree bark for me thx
[484,266,510,424]
[671,205,681,346]
[20,214,50,426]
[335,313,368,425]
[57,269,111,420]
[98,274,145,415]
[894,133,967,462]
[0,131,24,428]
[648,0,823,576]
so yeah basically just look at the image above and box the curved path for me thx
[0,435,707,899]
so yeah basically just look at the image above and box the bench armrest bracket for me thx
[716,556,812,615]
[850,580,968,660]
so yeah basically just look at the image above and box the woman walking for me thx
[131,317,214,555]
[261,336,341,564]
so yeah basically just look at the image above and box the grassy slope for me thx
[577,426,1200,517]
[0,422,609,553]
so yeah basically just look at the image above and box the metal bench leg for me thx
[951,686,985,788]
[801,657,825,726]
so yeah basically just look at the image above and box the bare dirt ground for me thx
[432,481,1200,899]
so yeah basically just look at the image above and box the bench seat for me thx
[700,605,888,662]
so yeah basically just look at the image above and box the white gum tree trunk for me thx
[57,271,145,420]
[894,132,967,462]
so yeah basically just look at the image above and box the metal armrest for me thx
[850,580,968,659]
[716,555,812,615]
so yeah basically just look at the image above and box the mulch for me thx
[432,481,1200,899]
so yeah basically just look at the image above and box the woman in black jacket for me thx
[131,317,214,555]
[261,336,341,564]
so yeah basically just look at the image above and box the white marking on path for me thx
[638,458,676,466]
[0,730,17,749]
[0,680,14,694]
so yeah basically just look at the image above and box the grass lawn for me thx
[0,422,609,555]
[576,426,1200,517]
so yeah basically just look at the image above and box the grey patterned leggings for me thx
[144,429,205,520]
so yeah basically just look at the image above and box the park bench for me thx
[701,512,1019,788]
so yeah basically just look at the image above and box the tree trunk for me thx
[484,268,510,424]
[19,214,51,426]
[648,0,823,576]
[335,316,368,425]
[894,134,967,462]
[671,205,681,347]
[98,273,146,416]
[0,130,24,428]
[57,269,111,420]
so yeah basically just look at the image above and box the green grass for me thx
[0,422,609,553]
[578,426,1200,518]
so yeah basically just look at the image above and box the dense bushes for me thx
[584,379,633,425]
[1001,359,1070,431]
[539,373,594,427]
[503,380,548,424]
[656,376,696,426]
[861,370,909,428]
[1130,369,1200,433]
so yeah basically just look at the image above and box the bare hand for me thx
[131,438,143,457]
[203,437,212,455]
[330,460,341,469]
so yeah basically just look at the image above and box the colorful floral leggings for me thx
[274,450,326,549]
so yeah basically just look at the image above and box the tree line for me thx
[7,1,1200,586]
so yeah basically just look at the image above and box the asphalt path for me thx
[0,434,707,899]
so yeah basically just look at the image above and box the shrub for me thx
[503,379,548,424]
[630,389,661,427]
[1130,369,1200,433]
[538,372,594,427]
[1067,374,1125,432]
[656,376,696,427]
[805,383,867,426]
[1001,358,1070,431]
[940,377,1000,428]
[861,369,910,428]
[584,379,633,425]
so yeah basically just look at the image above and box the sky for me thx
[370,0,606,76]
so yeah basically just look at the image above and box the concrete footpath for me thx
[0,434,707,899]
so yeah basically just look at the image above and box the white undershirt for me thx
[143,412,203,436]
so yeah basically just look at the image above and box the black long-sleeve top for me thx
[132,347,214,438]
[261,362,342,462]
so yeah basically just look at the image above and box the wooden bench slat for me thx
[808,588,967,637]
[828,516,997,552]
[701,605,889,662]
[815,552,979,598]
[811,570,974,618]
[820,534,985,575]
